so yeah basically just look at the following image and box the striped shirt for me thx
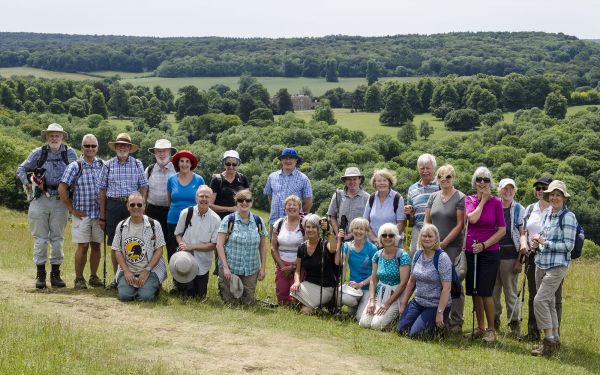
[60,157,104,218]
[218,212,268,276]
[112,215,167,282]
[263,168,312,224]
[146,162,176,207]
[535,207,577,269]
[407,181,439,228]
[98,156,148,198]
[16,145,77,196]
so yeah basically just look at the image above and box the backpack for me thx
[179,206,195,238]
[146,164,155,179]
[369,192,401,214]
[213,172,248,191]
[557,208,585,259]
[36,144,70,169]
[119,216,157,250]
[414,249,462,299]
[374,247,406,270]
[513,203,522,231]
[67,160,84,200]
[275,217,305,236]
[225,213,264,242]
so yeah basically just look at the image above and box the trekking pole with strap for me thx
[498,253,528,346]
[335,215,348,315]
[472,244,478,339]
[404,218,410,251]
[102,233,107,288]
[319,217,328,312]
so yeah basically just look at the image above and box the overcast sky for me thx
[2,0,598,39]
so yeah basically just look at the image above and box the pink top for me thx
[465,195,505,253]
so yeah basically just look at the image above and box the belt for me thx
[108,197,128,202]
[38,195,60,200]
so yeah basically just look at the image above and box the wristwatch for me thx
[437,309,443,314]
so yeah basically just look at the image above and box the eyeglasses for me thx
[236,198,252,203]
[381,233,395,239]
[128,202,143,208]
[83,144,97,149]
[225,162,238,167]
[438,174,453,180]
[197,195,211,199]
[535,185,547,192]
[476,177,491,184]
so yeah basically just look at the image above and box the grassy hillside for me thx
[0,66,99,81]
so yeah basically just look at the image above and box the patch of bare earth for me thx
[0,272,387,374]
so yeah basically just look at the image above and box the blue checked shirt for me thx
[218,212,268,276]
[263,168,312,224]
[16,145,77,196]
[535,208,577,269]
[98,156,148,198]
[407,181,439,228]
[60,157,104,218]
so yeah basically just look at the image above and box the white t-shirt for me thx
[525,201,551,245]
[175,206,221,275]
[274,218,305,263]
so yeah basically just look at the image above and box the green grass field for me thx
[88,71,155,79]
[0,67,99,81]
[1,206,599,373]
[121,76,418,96]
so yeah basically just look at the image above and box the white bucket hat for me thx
[543,180,571,198]
[222,150,241,164]
[41,123,69,140]
[169,251,199,284]
[229,273,244,299]
[148,139,177,155]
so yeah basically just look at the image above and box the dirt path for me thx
[0,271,387,375]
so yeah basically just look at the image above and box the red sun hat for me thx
[172,150,198,172]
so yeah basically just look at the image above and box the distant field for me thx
[121,76,419,96]
[0,67,98,81]
[89,71,155,79]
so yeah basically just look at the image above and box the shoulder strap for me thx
[60,145,69,165]
[369,193,375,208]
[432,249,441,271]
[514,203,521,229]
[253,214,263,234]
[147,164,155,179]
[181,206,195,238]
[558,209,568,231]
[36,145,49,168]
[119,221,126,250]
[275,218,284,234]
[215,173,224,191]
[335,189,342,212]
[227,214,236,237]
[238,172,248,187]
[414,249,422,265]
[149,217,156,239]
[374,249,383,263]
[393,193,400,214]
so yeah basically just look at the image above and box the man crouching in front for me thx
[112,192,166,301]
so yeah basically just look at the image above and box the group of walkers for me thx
[18,122,582,357]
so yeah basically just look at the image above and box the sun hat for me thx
[229,274,244,299]
[339,284,364,307]
[498,178,517,191]
[279,147,301,164]
[340,167,364,184]
[543,180,570,198]
[41,123,69,140]
[148,139,177,155]
[169,251,199,284]
[533,176,553,187]
[172,150,198,172]
[108,133,139,153]
[222,150,241,164]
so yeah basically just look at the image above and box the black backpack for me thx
[225,213,264,242]
[369,192,401,214]
[275,217,305,236]
[36,144,70,169]
[119,216,157,250]
[414,249,462,299]
[557,208,585,259]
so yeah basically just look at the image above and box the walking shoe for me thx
[35,267,47,289]
[482,329,497,344]
[50,265,66,288]
[74,277,87,289]
[88,275,103,287]
[531,338,558,357]
[107,280,118,290]
[464,328,485,339]
[519,330,541,342]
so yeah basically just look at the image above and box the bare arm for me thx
[270,229,285,268]
[424,207,431,224]
[216,232,230,281]
[166,191,171,207]
[399,275,416,314]
[258,236,267,281]
[441,209,465,249]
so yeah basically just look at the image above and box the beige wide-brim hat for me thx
[340,166,364,184]
[41,123,69,140]
[148,139,177,155]
[108,133,139,153]
[543,180,571,199]
[229,274,244,299]
[169,251,199,284]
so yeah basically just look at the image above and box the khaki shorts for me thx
[71,216,104,244]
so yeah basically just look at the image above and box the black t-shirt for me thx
[209,172,249,219]
[297,240,337,287]
[499,207,518,259]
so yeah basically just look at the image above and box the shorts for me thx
[465,250,500,297]
[71,216,104,244]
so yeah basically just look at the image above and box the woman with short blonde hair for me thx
[364,169,405,244]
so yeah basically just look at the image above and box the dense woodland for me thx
[1,32,600,86]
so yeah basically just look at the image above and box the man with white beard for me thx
[98,133,148,289]
[144,139,177,243]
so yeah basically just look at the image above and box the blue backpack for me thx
[557,208,585,259]
[414,249,462,298]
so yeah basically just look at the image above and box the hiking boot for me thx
[74,277,87,290]
[107,280,118,290]
[520,330,541,342]
[464,328,485,339]
[508,321,521,337]
[482,329,497,344]
[50,265,66,288]
[88,275,103,287]
[531,338,558,357]
[35,266,47,289]
[494,316,501,331]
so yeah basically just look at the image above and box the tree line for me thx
[1,32,600,86]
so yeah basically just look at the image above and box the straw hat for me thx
[229,274,244,299]
[108,133,139,153]
[148,139,177,155]
[543,180,570,198]
[340,167,364,184]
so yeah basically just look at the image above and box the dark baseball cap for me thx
[533,176,553,187]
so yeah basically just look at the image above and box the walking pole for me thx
[319,217,327,313]
[404,218,410,251]
[500,254,528,343]
[335,216,348,315]
[472,249,478,339]
[102,233,107,288]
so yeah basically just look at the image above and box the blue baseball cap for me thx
[279,148,301,164]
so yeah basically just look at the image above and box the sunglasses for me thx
[535,185,548,192]
[236,198,252,203]
[128,202,143,208]
[83,144,98,149]
[438,174,453,180]
[476,177,491,184]
[225,162,238,167]
[381,233,395,239]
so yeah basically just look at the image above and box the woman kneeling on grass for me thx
[359,223,410,330]
[397,224,451,338]
[290,214,339,314]
[112,192,167,301]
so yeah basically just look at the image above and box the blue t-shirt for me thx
[373,249,411,286]
[167,173,205,224]
[342,241,378,290]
